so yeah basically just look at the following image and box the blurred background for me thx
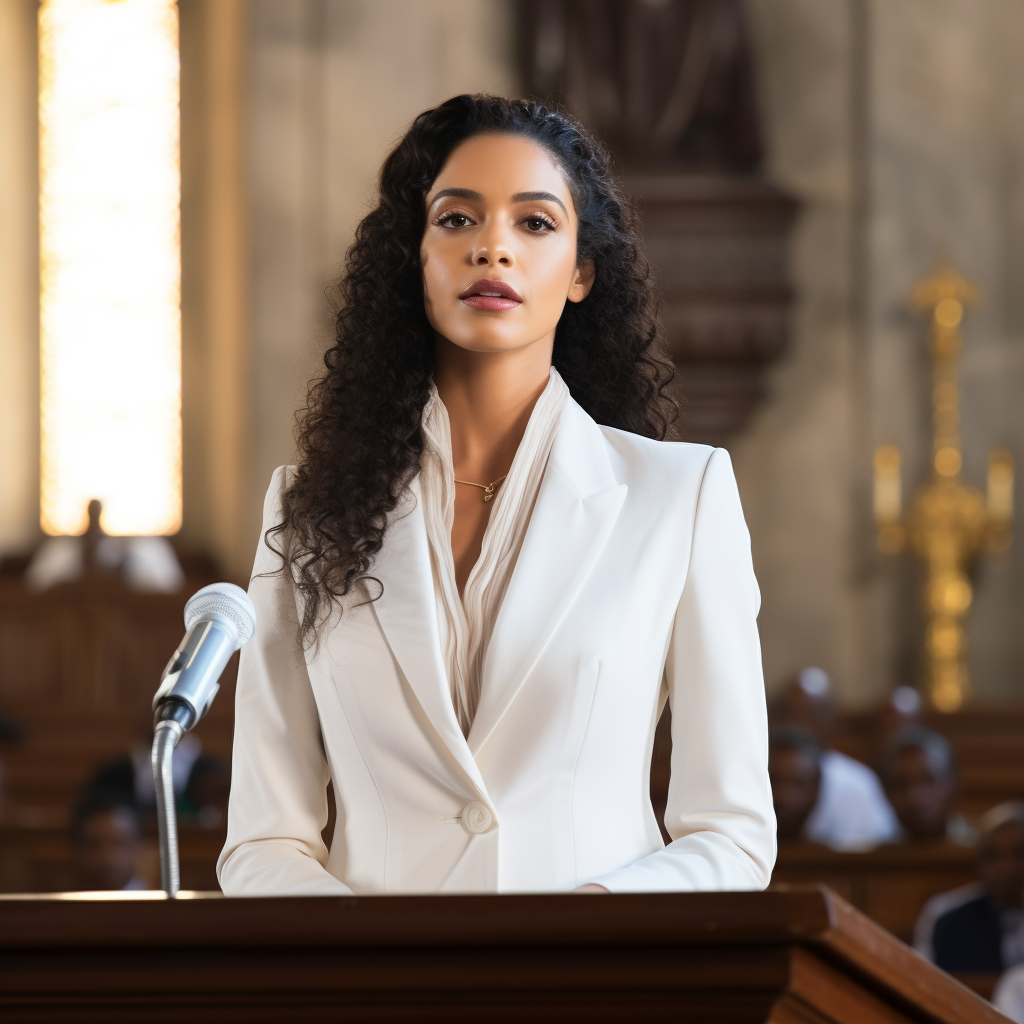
[2,0,1024,1000]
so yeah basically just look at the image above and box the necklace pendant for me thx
[483,485,495,502]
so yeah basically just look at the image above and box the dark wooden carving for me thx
[624,173,796,443]
[521,0,798,444]
[521,0,762,171]
[0,887,1003,1022]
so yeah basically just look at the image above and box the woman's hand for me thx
[571,883,610,893]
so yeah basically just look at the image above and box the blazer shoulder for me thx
[262,465,297,516]
[598,425,723,480]
[268,464,297,492]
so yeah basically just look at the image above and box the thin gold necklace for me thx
[454,473,508,503]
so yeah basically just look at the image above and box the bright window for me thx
[39,0,181,536]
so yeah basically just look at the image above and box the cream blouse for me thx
[419,368,569,735]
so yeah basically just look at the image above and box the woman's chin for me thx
[434,330,552,358]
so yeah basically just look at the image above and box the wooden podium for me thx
[0,885,1006,1022]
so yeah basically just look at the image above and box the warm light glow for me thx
[873,444,902,522]
[988,448,1014,521]
[39,0,181,536]
[934,446,962,478]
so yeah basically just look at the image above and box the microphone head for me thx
[184,582,257,648]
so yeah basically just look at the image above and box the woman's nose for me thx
[472,230,514,266]
[473,248,513,267]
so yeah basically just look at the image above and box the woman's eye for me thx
[438,212,471,229]
[525,216,554,232]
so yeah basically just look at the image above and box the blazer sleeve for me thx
[217,467,352,896]
[591,447,777,892]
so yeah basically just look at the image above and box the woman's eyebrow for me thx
[429,187,483,208]
[429,187,569,218]
[512,191,568,216]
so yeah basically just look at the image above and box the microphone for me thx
[151,582,256,896]
[152,582,257,732]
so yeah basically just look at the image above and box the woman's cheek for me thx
[531,245,576,321]
[420,254,451,330]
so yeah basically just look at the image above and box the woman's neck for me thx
[432,335,553,483]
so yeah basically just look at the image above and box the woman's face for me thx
[421,133,593,357]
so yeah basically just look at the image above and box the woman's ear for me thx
[567,260,596,303]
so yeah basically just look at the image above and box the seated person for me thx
[769,727,821,842]
[0,708,23,827]
[83,711,208,820]
[71,790,146,891]
[914,802,1024,973]
[994,961,1024,1023]
[877,726,975,844]
[181,756,231,829]
[771,668,898,850]
[873,685,922,744]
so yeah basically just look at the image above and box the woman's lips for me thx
[462,294,521,311]
[459,279,523,311]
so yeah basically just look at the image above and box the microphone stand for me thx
[149,582,257,897]
[151,701,192,897]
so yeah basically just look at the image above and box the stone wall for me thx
[738,0,1024,704]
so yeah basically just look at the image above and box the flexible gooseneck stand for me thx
[152,697,195,897]
[152,716,183,896]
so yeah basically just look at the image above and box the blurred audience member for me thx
[182,756,231,829]
[0,708,24,828]
[771,667,898,850]
[71,791,145,891]
[0,709,25,745]
[771,667,836,735]
[994,962,1024,1023]
[878,726,975,845]
[769,727,821,841]
[83,712,208,820]
[914,803,1024,973]
[874,686,923,743]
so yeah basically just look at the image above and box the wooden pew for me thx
[0,823,225,894]
[0,569,234,894]
[828,709,1024,820]
[653,708,1012,959]
[771,840,977,944]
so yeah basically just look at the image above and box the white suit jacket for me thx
[218,397,776,895]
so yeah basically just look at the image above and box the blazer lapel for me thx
[369,477,488,796]
[468,401,627,756]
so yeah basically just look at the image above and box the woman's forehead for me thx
[429,134,571,207]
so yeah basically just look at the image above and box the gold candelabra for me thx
[873,262,1013,712]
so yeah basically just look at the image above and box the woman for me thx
[218,95,775,896]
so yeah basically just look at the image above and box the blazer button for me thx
[461,801,493,835]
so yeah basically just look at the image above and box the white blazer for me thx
[218,397,776,895]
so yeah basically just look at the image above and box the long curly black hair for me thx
[270,94,675,644]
